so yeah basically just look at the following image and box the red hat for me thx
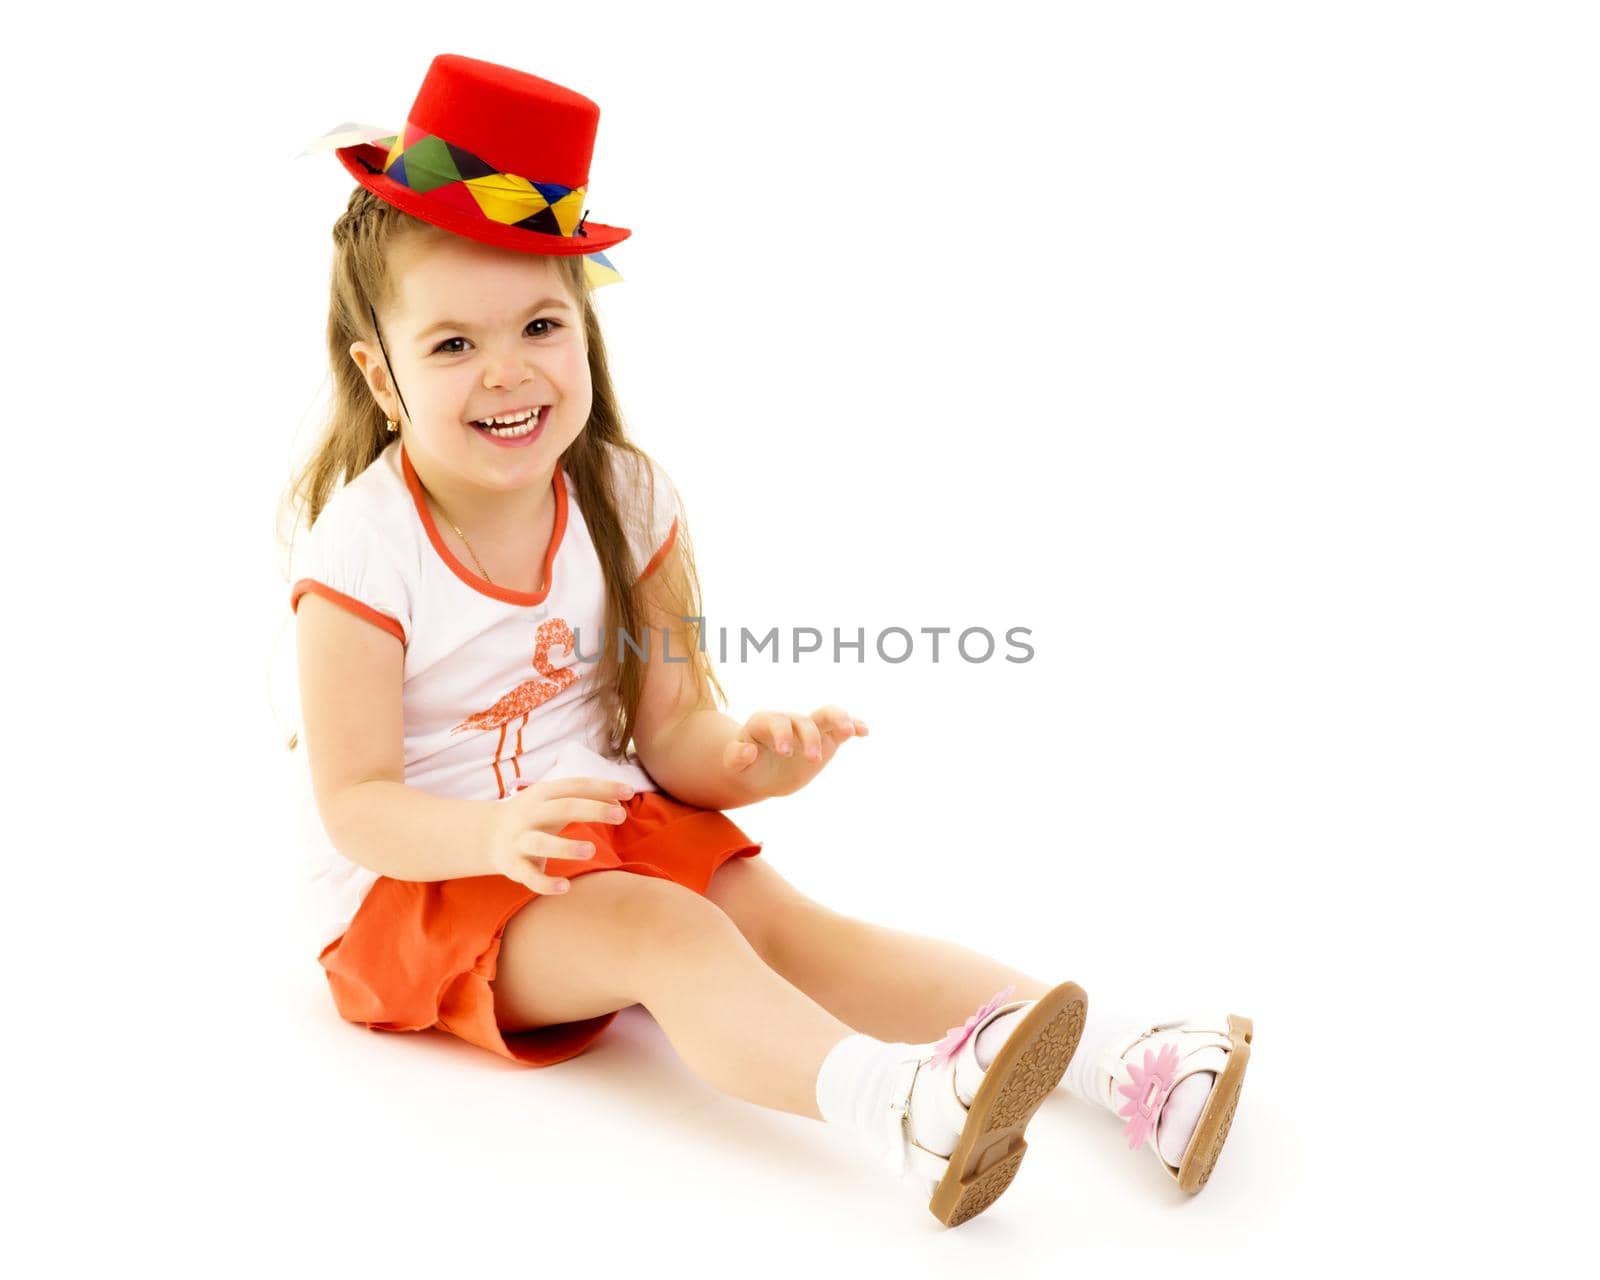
[300,54,628,287]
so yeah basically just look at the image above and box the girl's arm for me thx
[629,542,761,809]
[298,592,501,880]
[629,544,864,809]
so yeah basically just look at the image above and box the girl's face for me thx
[352,231,592,499]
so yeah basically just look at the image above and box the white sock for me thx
[814,1021,1036,1181]
[974,1007,1026,1070]
[1156,1072,1215,1164]
[1060,1007,1216,1161]
[814,1032,921,1173]
[1061,1005,1130,1105]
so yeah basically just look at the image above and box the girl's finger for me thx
[510,776,634,803]
[514,831,599,862]
[531,798,629,833]
[772,712,797,756]
[793,715,823,762]
[814,705,857,738]
[508,850,574,895]
[746,711,793,756]
[723,738,761,774]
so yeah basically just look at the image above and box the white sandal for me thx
[884,981,1086,1228]
[1089,1013,1253,1193]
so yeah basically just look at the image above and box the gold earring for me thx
[386,418,398,434]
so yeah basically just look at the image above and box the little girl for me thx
[283,54,1253,1229]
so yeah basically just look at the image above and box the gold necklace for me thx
[392,424,495,585]
[432,497,495,585]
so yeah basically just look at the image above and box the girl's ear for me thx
[348,342,390,402]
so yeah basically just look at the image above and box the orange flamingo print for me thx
[452,618,578,798]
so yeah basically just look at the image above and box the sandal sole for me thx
[1174,1012,1253,1194]
[926,980,1087,1228]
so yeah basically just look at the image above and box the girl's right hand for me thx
[481,776,634,894]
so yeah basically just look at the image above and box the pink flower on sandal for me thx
[928,984,1017,1070]
[1116,1042,1180,1149]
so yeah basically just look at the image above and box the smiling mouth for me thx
[470,406,547,437]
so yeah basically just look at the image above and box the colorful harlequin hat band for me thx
[298,54,627,291]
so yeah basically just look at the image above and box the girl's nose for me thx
[482,354,543,391]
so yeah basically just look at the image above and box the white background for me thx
[7,1,1594,1273]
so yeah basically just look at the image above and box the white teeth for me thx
[478,408,538,426]
[473,407,543,438]
[478,411,541,438]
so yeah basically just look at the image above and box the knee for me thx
[704,855,844,968]
[763,898,849,972]
[613,874,736,960]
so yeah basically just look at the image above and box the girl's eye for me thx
[433,318,561,355]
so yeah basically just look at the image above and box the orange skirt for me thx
[317,789,763,1067]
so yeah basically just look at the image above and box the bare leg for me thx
[636,907,856,1119]
[769,909,1058,1044]
[492,869,855,1119]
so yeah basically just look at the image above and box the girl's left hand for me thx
[722,705,868,798]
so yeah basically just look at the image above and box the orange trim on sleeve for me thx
[291,578,407,646]
[636,516,679,584]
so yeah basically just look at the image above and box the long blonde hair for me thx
[276,186,724,754]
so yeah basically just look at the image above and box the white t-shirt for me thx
[287,437,680,952]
